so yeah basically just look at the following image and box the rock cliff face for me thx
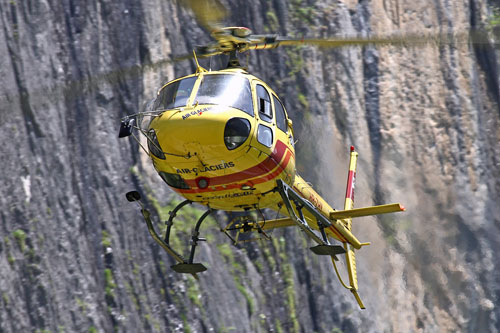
[0,0,499,332]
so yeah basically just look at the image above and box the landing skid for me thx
[126,191,214,278]
[126,181,347,277]
[310,244,346,256]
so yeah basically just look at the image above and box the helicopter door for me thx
[254,84,274,148]
[272,95,288,133]
[272,94,294,148]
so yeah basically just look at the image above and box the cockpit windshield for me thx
[195,74,254,116]
[153,74,254,116]
[154,76,197,110]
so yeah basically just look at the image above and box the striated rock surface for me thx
[0,0,499,332]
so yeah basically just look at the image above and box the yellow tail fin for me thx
[342,146,365,309]
[344,242,365,309]
[331,146,405,309]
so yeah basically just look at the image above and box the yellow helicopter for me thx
[120,0,408,309]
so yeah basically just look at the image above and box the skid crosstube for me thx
[126,191,214,278]
[140,208,187,264]
[275,179,346,259]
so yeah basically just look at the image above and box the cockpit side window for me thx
[195,74,254,116]
[256,85,272,122]
[273,95,287,133]
[154,76,197,110]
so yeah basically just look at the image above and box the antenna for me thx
[193,50,207,73]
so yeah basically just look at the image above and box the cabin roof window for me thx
[194,74,254,116]
[154,76,197,110]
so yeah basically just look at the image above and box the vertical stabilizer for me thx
[342,146,365,309]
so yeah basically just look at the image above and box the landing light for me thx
[197,178,209,189]
[147,129,166,159]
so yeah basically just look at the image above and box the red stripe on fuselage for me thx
[175,140,293,194]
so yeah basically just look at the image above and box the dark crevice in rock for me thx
[0,5,44,142]
[362,47,383,205]
[469,0,500,115]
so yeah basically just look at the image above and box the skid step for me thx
[171,263,207,274]
[310,244,346,256]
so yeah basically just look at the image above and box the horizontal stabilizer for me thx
[329,203,405,220]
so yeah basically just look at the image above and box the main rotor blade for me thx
[180,0,228,31]
[2,52,194,109]
[275,30,498,49]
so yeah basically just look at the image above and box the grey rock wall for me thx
[0,0,498,332]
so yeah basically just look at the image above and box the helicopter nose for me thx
[153,107,253,159]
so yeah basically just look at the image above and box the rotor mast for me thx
[226,50,241,68]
